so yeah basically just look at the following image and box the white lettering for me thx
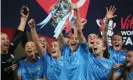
[121,31,133,36]
[125,37,133,45]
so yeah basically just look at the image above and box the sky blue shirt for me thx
[61,42,88,80]
[42,52,64,80]
[108,47,127,64]
[128,72,133,80]
[18,59,44,80]
[87,53,114,80]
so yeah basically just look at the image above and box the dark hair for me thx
[117,49,133,80]
[88,33,100,38]
[108,63,128,80]
[112,32,123,41]
[39,36,48,42]
[118,63,129,80]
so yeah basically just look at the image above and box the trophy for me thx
[37,0,73,38]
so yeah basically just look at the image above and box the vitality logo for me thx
[121,15,133,45]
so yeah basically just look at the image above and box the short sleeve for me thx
[79,42,91,56]
[42,65,47,77]
[41,51,51,61]
[80,43,89,51]
[61,44,69,56]
[17,66,22,75]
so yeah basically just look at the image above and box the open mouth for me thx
[115,44,120,47]
[27,50,33,56]
[71,41,77,46]
[93,48,98,52]
[51,50,56,54]
[4,45,8,47]
[41,43,45,48]
[126,60,130,64]
[71,43,76,46]
[4,43,9,47]
[43,45,45,48]
[28,51,32,53]
[90,42,94,44]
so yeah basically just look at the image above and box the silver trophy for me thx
[51,0,71,27]
[37,0,73,38]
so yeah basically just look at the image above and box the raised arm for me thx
[73,17,87,35]
[17,7,29,31]
[72,4,86,43]
[102,6,117,46]
[8,7,29,53]
[57,34,65,49]
[28,19,45,57]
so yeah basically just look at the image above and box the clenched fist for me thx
[28,19,35,28]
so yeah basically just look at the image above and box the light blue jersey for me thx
[128,72,133,80]
[87,53,114,80]
[18,59,44,80]
[61,43,88,80]
[108,47,127,64]
[42,52,64,80]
